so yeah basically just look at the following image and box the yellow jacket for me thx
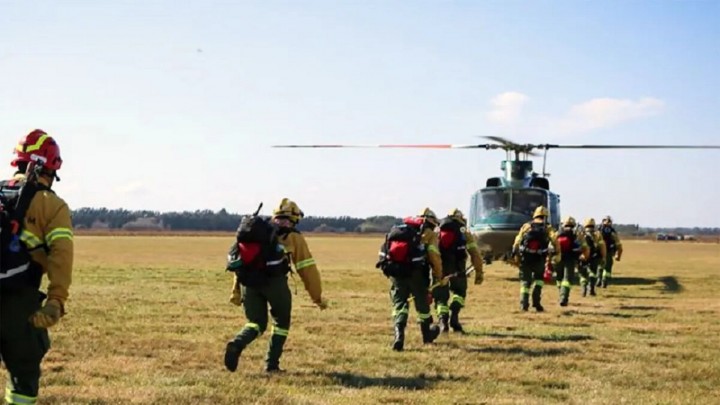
[583,229,607,262]
[420,228,443,280]
[512,220,561,264]
[10,174,74,307]
[279,230,323,304]
[464,230,484,274]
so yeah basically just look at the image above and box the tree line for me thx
[70,207,720,235]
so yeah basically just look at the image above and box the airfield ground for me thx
[3,236,719,404]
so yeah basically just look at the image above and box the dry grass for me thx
[2,236,720,404]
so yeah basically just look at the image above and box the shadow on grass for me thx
[605,294,672,300]
[659,276,683,293]
[466,346,578,357]
[610,277,657,286]
[466,331,594,342]
[618,305,668,311]
[324,372,468,390]
[598,312,654,319]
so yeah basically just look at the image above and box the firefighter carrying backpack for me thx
[226,203,290,287]
[584,231,599,260]
[519,222,549,263]
[1,179,47,291]
[438,217,468,273]
[600,225,617,254]
[376,218,426,278]
[557,228,581,260]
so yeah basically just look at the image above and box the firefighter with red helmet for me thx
[433,209,484,333]
[376,208,445,351]
[0,130,74,404]
[511,206,560,312]
[224,198,326,373]
[554,216,589,306]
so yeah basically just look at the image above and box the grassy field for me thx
[2,236,719,404]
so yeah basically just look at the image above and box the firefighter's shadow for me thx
[323,371,468,390]
[609,276,684,293]
[466,346,579,357]
[465,331,594,343]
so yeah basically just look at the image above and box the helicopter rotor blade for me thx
[537,144,720,150]
[480,136,540,156]
[272,144,494,149]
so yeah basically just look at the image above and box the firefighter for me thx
[0,130,74,405]
[511,206,560,312]
[377,208,445,351]
[598,215,623,288]
[224,198,327,373]
[433,209,485,333]
[578,218,606,297]
[554,216,589,306]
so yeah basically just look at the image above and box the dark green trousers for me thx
[390,270,433,326]
[519,260,545,308]
[433,276,468,315]
[555,259,577,303]
[602,255,615,282]
[230,276,291,369]
[0,288,50,405]
[579,258,601,284]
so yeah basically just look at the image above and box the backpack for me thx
[438,217,468,269]
[557,228,581,259]
[226,203,291,287]
[520,222,549,263]
[584,231,598,259]
[376,219,425,278]
[600,225,617,253]
[0,179,46,291]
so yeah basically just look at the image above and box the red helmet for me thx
[11,129,62,171]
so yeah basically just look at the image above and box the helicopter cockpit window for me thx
[477,189,511,218]
[511,189,548,217]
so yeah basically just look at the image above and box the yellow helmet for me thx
[448,208,466,225]
[562,216,577,227]
[584,218,596,227]
[272,198,304,223]
[533,205,549,218]
[418,207,439,226]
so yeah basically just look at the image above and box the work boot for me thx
[449,308,464,333]
[392,324,405,351]
[602,278,608,288]
[224,341,243,372]
[581,283,588,297]
[439,314,450,333]
[265,364,285,373]
[560,287,569,307]
[532,286,544,312]
[589,278,597,296]
[421,320,440,344]
[596,275,603,287]
[520,292,530,311]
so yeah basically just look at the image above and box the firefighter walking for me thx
[578,218,606,297]
[598,216,623,288]
[224,198,327,373]
[376,208,445,351]
[1,130,74,405]
[554,216,589,306]
[433,209,485,333]
[511,206,560,312]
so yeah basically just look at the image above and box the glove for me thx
[474,270,484,285]
[438,276,450,287]
[615,254,621,262]
[30,299,62,328]
[226,258,242,272]
[314,298,328,310]
[229,290,243,306]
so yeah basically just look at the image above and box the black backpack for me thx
[520,222,549,263]
[1,179,46,291]
[226,203,290,287]
[584,231,598,259]
[600,225,617,253]
[438,217,468,265]
[376,223,425,278]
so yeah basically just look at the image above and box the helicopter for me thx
[273,137,720,264]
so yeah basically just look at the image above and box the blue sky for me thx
[1,1,719,227]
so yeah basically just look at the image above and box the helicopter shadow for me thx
[321,371,468,390]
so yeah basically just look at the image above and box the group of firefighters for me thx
[0,130,624,403]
